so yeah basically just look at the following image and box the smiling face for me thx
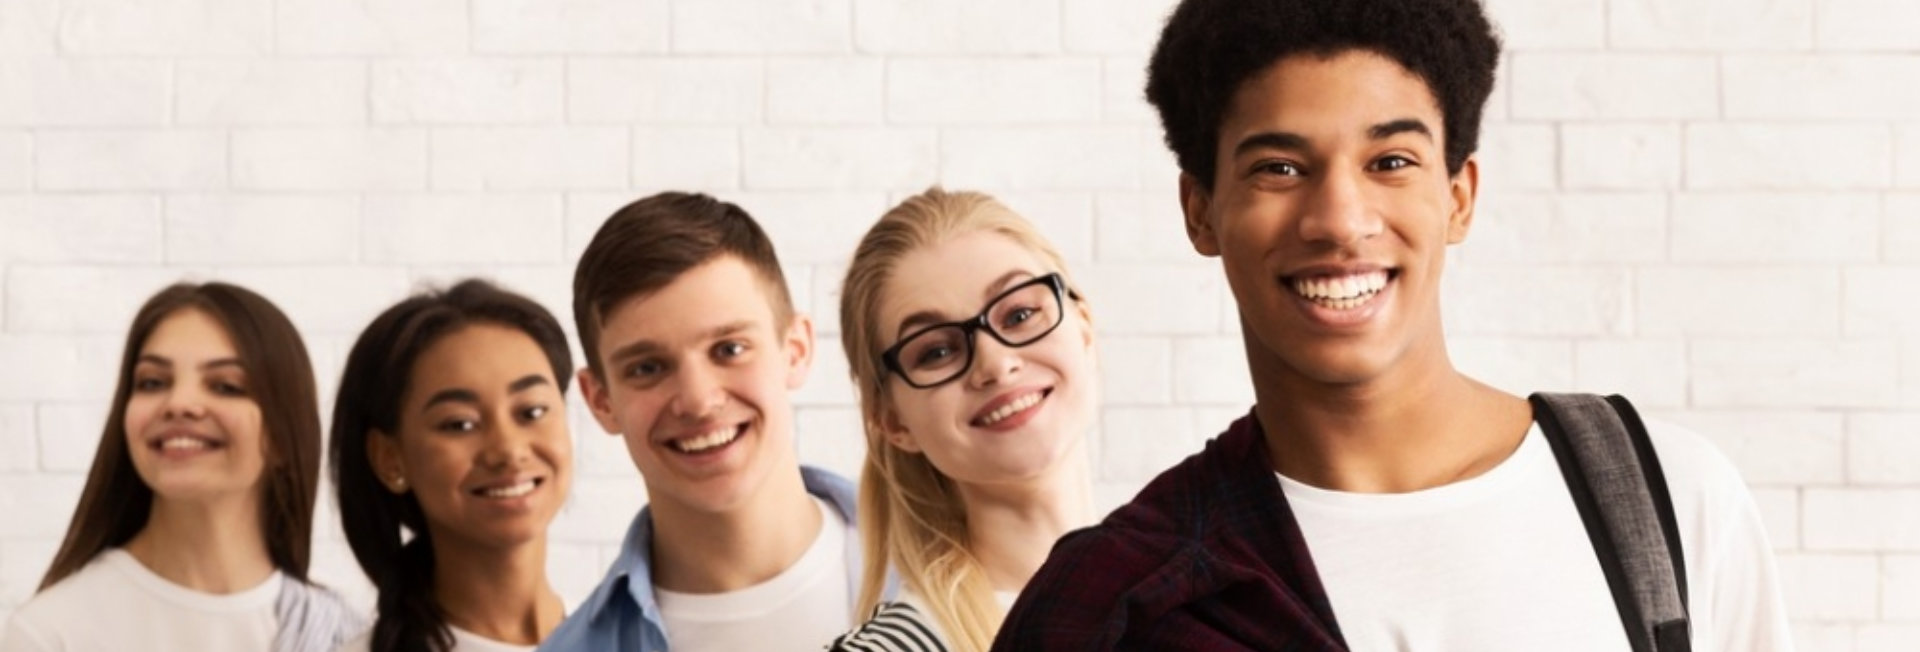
[872,231,1097,487]
[1182,49,1479,390]
[123,308,269,503]
[578,254,814,515]
[370,323,572,551]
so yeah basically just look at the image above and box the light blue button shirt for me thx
[536,466,866,652]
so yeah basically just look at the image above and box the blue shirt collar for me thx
[578,465,861,629]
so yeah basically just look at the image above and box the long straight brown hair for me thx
[38,282,322,591]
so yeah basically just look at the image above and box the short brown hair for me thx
[41,282,321,591]
[572,191,795,379]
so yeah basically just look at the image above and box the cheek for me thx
[122,395,160,441]
[405,438,474,496]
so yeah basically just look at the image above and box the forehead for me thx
[595,255,782,352]
[141,308,238,361]
[409,324,551,394]
[876,231,1052,331]
[1221,50,1443,146]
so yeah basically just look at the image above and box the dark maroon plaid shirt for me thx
[991,411,1348,651]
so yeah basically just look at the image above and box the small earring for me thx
[389,475,408,492]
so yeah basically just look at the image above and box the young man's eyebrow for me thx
[1368,118,1433,142]
[1232,131,1310,158]
[604,320,759,364]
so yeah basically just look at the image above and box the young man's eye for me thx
[1371,155,1415,172]
[626,359,665,379]
[713,340,747,359]
[1254,160,1305,177]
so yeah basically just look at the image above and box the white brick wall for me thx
[1,0,1915,644]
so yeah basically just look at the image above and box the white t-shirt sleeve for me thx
[0,615,57,652]
[1645,420,1795,652]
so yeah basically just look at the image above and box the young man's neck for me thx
[434,534,566,644]
[123,492,276,593]
[647,463,823,594]
[958,440,1096,593]
[1249,330,1531,494]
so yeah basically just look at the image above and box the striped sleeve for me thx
[827,601,949,652]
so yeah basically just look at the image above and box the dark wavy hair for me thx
[40,282,321,591]
[330,279,574,652]
[1145,0,1502,186]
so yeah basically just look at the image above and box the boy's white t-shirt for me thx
[0,549,284,652]
[655,497,852,652]
[1279,421,1793,652]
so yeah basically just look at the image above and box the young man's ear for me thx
[577,367,623,436]
[1179,172,1222,257]
[365,429,407,494]
[1445,155,1480,245]
[783,312,816,390]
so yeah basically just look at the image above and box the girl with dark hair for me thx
[330,279,575,652]
[0,282,364,652]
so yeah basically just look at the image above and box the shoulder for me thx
[800,465,858,521]
[330,631,371,652]
[1638,417,1762,520]
[278,579,371,648]
[828,601,947,652]
[535,570,637,651]
[7,553,120,634]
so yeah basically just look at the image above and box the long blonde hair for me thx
[839,187,1085,652]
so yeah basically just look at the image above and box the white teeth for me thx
[481,480,537,499]
[1291,271,1389,307]
[159,437,211,451]
[673,425,742,453]
[978,392,1043,426]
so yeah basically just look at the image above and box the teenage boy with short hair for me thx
[539,192,862,652]
[994,1,1792,650]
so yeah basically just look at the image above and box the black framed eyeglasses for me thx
[880,273,1078,389]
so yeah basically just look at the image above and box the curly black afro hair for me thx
[1145,0,1502,188]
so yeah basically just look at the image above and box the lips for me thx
[970,387,1051,428]
[469,475,544,499]
[148,428,224,453]
[1283,267,1396,311]
[663,422,746,455]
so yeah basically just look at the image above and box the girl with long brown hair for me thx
[0,282,363,652]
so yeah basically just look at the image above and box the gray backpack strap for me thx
[1530,393,1691,652]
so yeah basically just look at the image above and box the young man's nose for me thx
[668,364,728,417]
[1297,167,1384,247]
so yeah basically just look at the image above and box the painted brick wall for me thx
[2,1,1916,647]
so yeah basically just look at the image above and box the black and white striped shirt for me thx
[827,601,949,652]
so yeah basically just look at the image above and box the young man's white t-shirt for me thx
[1278,420,1793,652]
[654,497,854,652]
[1,548,287,652]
